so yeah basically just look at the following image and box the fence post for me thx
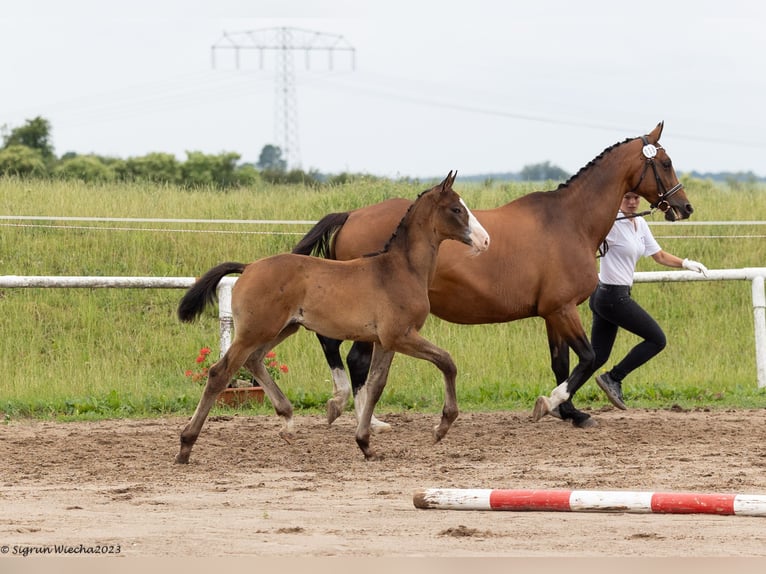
[751,273,766,389]
[217,277,237,358]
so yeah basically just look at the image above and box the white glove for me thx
[682,258,708,276]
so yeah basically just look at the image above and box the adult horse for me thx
[175,172,490,463]
[292,122,693,429]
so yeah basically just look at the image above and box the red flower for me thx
[195,355,206,363]
[280,364,289,373]
[265,351,276,359]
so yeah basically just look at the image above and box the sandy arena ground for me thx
[1,407,766,559]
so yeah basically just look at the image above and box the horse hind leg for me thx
[243,329,300,443]
[317,334,352,425]
[176,345,248,464]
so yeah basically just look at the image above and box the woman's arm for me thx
[651,249,683,268]
[651,250,708,275]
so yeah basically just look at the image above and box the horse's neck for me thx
[388,210,441,286]
[565,156,635,245]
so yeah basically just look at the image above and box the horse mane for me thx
[554,136,635,191]
[364,185,433,258]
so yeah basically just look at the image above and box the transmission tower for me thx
[211,27,356,169]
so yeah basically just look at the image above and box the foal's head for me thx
[626,121,694,222]
[421,171,490,253]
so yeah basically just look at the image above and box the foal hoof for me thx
[532,396,551,422]
[370,416,392,434]
[279,430,295,445]
[326,400,344,426]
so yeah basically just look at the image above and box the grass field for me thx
[1,175,764,420]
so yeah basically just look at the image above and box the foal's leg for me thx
[242,351,297,444]
[348,341,391,433]
[354,344,395,461]
[176,341,252,464]
[391,332,459,443]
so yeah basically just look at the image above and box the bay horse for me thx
[292,122,694,429]
[174,172,490,463]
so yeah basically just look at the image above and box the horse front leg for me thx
[391,332,459,443]
[317,334,352,425]
[354,344,395,461]
[532,313,596,429]
[348,341,391,433]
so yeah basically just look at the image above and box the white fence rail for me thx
[1,269,765,388]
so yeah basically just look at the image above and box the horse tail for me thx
[178,262,247,323]
[291,212,350,259]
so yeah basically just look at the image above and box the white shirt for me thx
[598,211,661,286]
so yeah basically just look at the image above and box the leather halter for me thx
[628,136,684,212]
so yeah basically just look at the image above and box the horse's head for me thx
[431,171,490,253]
[628,122,694,221]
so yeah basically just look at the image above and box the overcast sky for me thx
[3,0,765,178]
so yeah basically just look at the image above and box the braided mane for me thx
[554,136,635,191]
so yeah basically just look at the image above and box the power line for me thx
[211,27,356,169]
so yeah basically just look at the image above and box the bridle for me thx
[627,135,684,213]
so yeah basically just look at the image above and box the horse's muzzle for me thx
[664,203,694,222]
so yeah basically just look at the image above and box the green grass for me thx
[1,175,765,421]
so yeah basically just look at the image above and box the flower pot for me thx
[216,386,265,407]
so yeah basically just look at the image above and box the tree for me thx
[519,161,570,182]
[256,144,287,171]
[1,116,55,161]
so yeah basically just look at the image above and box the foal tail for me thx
[291,212,350,259]
[178,262,247,323]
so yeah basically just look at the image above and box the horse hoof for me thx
[326,400,343,425]
[279,430,295,444]
[532,396,550,422]
[370,417,392,434]
[573,416,598,429]
[364,452,384,462]
[174,453,190,465]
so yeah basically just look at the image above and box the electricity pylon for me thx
[211,27,356,169]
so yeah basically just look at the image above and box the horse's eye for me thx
[662,160,672,168]
[452,207,463,214]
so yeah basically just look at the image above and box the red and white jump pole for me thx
[413,488,766,517]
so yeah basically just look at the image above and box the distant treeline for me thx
[2,116,763,188]
[458,169,766,184]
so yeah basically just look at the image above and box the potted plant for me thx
[184,347,288,407]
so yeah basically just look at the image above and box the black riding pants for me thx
[588,282,667,382]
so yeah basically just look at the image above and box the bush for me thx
[0,145,48,177]
[54,155,115,182]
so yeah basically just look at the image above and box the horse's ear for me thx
[649,121,664,143]
[444,170,457,188]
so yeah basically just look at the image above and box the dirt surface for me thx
[2,407,766,558]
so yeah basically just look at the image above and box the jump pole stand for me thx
[413,488,766,517]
